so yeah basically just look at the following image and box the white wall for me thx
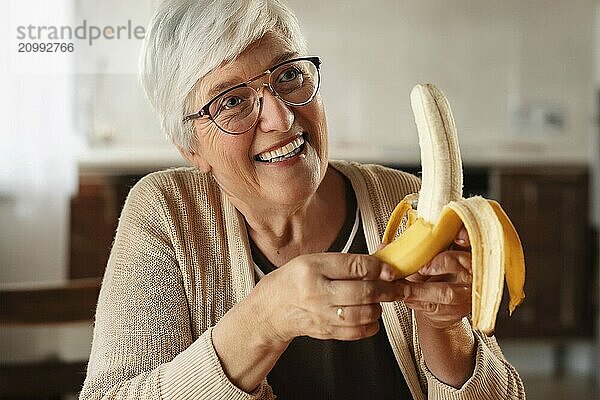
[1,0,78,282]
[73,0,164,149]
[0,0,86,365]
[593,2,600,226]
[79,1,596,168]
[287,0,595,164]
[593,0,600,387]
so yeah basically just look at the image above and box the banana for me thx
[373,84,525,335]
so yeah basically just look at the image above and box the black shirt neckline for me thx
[249,175,358,274]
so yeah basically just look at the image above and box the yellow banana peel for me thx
[373,84,526,335]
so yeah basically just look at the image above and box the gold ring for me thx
[336,307,345,320]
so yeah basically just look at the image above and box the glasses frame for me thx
[183,56,322,135]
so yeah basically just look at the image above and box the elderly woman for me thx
[81,1,524,399]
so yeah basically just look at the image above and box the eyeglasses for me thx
[183,56,321,135]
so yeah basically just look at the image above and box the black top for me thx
[249,178,413,399]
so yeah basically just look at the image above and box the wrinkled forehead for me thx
[196,33,299,106]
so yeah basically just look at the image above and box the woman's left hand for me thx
[398,227,476,388]
[403,227,472,330]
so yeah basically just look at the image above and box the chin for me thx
[270,161,322,207]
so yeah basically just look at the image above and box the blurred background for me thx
[1,0,598,398]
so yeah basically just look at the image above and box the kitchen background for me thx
[1,0,599,398]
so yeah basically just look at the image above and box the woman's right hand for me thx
[211,253,405,392]
[254,253,405,345]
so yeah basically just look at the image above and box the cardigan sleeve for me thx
[413,317,526,400]
[79,174,273,400]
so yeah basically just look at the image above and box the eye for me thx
[278,67,300,83]
[221,96,243,110]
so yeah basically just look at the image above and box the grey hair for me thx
[139,0,308,151]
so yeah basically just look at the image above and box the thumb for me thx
[318,253,395,281]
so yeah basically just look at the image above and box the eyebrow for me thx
[270,51,298,69]
[204,51,299,101]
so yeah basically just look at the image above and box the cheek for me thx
[300,99,328,155]
[217,137,254,171]
[198,122,249,160]
[201,131,260,187]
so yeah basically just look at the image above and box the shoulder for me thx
[127,167,217,203]
[122,167,222,223]
[131,167,215,195]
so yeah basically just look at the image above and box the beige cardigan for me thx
[80,160,525,399]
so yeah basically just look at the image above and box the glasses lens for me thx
[271,59,319,105]
[209,86,260,134]
[206,59,320,134]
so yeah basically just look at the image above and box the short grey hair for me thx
[139,0,308,151]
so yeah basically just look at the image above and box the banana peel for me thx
[373,84,526,335]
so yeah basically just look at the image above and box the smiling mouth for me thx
[255,135,306,163]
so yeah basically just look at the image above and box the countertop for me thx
[77,141,591,174]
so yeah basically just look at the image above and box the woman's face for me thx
[186,33,329,212]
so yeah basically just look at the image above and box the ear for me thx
[177,145,212,173]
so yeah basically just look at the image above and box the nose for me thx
[256,85,294,133]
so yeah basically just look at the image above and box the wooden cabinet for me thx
[68,166,595,338]
[380,165,594,338]
[492,167,593,338]
[69,175,142,279]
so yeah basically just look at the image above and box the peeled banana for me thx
[374,84,525,335]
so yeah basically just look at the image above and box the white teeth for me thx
[256,136,305,162]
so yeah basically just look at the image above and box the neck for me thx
[237,167,346,266]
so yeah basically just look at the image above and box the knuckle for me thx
[294,260,313,282]
[441,286,455,304]
[459,253,472,269]
[348,256,369,278]
[323,279,337,297]
[423,260,436,275]
[427,255,441,272]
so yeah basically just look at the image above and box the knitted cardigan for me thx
[80,160,525,399]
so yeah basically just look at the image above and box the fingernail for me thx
[455,238,466,246]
